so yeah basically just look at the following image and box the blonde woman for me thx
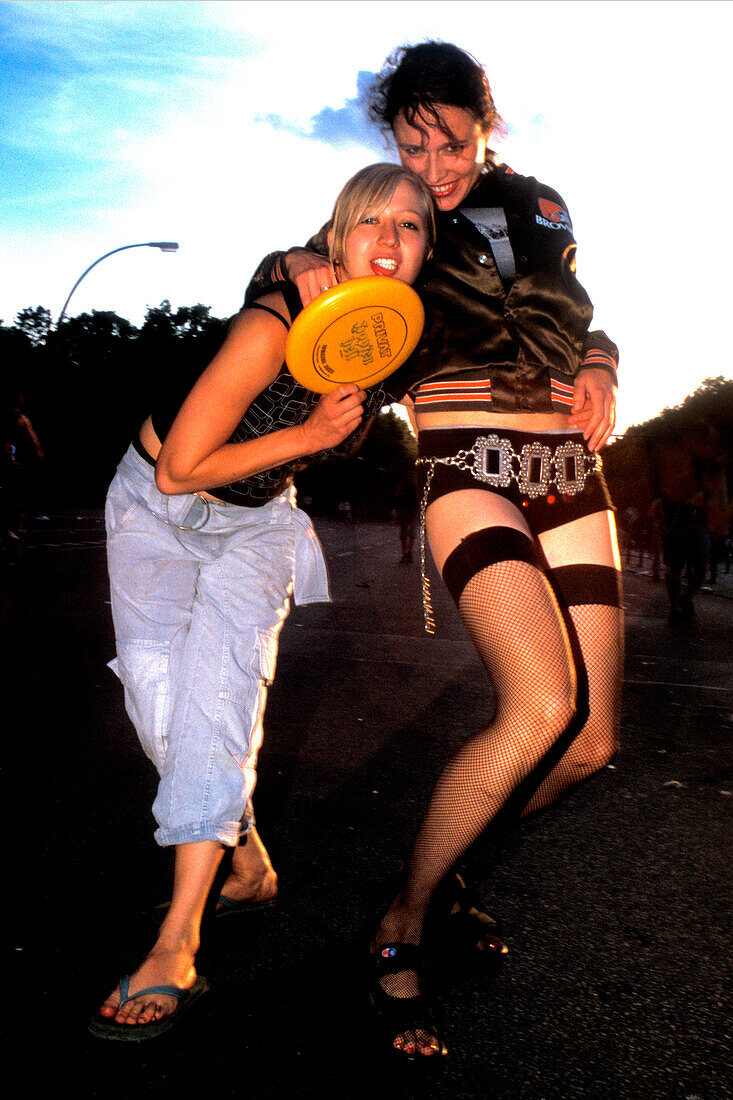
[91,164,434,1040]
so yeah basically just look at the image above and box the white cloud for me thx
[1,0,731,430]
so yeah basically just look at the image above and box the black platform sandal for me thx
[425,873,508,978]
[368,942,448,1065]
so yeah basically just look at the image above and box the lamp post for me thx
[56,241,179,325]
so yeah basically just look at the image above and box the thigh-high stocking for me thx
[519,602,624,815]
[399,558,575,918]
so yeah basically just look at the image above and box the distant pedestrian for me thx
[649,421,724,623]
[1,391,43,559]
[394,474,417,563]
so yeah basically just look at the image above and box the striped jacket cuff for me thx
[580,349,618,385]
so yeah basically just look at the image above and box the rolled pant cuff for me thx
[154,821,243,848]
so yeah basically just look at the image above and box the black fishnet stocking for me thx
[520,602,624,815]
[375,558,577,1043]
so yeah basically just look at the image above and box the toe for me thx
[116,996,145,1024]
[133,1000,155,1024]
[394,1028,440,1056]
[118,994,175,1025]
[142,1001,162,1024]
[114,1000,135,1024]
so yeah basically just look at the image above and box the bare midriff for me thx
[414,409,576,434]
[138,416,161,460]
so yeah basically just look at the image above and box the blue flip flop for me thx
[88,974,209,1041]
[215,893,277,917]
[154,893,277,923]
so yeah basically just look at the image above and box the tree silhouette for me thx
[14,306,52,348]
[604,376,733,517]
[6,302,727,519]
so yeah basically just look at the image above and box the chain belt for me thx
[415,434,601,635]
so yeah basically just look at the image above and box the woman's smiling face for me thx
[393,104,488,211]
[337,180,430,285]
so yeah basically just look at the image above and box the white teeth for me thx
[372,258,397,271]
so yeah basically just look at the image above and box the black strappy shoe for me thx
[425,873,508,979]
[368,941,448,1065]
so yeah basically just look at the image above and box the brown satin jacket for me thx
[244,159,618,414]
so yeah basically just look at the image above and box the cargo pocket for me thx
[291,508,331,605]
[256,627,279,685]
[113,640,172,772]
[217,627,280,766]
[105,470,144,535]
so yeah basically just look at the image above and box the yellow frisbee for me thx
[285,276,425,394]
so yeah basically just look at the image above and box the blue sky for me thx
[1,0,731,434]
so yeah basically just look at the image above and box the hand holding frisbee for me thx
[285,276,424,394]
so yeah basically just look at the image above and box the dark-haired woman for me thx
[247,41,622,1063]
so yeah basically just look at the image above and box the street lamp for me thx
[56,241,180,325]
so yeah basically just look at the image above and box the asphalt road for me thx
[3,514,731,1099]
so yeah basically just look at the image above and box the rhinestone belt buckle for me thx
[472,434,514,488]
[518,442,552,498]
[553,440,593,496]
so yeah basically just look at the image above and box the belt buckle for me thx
[553,440,589,496]
[473,434,513,488]
[166,494,211,530]
[518,442,552,498]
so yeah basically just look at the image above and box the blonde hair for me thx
[329,163,435,270]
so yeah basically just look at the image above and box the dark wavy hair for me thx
[368,41,504,141]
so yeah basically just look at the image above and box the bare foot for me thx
[218,826,278,908]
[98,946,197,1027]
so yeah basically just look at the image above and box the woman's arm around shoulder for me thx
[242,224,332,307]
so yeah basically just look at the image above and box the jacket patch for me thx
[536,198,572,231]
